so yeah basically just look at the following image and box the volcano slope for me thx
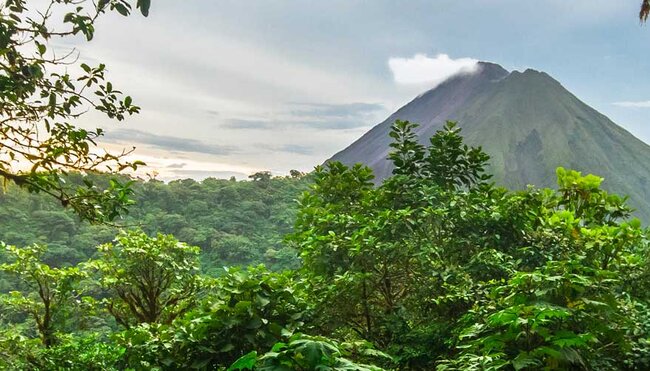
[331,62,650,220]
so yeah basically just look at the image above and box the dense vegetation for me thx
[0,0,151,222]
[0,172,308,275]
[1,1,649,369]
[1,121,648,370]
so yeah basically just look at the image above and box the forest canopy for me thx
[1,121,648,370]
[1,1,649,370]
[0,171,308,274]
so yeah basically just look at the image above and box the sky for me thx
[65,0,650,180]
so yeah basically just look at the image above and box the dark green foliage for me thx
[31,334,126,371]
[0,236,313,370]
[167,266,310,368]
[0,173,308,272]
[114,266,311,369]
[230,334,390,371]
[293,120,650,370]
[1,120,649,370]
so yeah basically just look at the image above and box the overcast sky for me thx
[69,0,650,180]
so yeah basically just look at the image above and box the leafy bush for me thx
[230,334,390,371]
[117,266,311,369]
[291,121,650,370]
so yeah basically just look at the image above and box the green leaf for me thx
[114,3,129,16]
[229,351,258,370]
[512,353,541,370]
[138,0,151,16]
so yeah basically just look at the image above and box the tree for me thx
[116,266,311,370]
[289,169,304,179]
[292,120,650,370]
[249,171,272,183]
[291,121,494,350]
[642,0,649,22]
[437,169,647,370]
[0,0,152,222]
[0,243,86,347]
[90,229,201,327]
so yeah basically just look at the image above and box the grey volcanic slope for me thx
[330,62,650,221]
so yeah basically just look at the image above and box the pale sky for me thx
[66,1,650,180]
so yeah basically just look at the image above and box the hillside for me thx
[0,174,308,276]
[331,62,650,220]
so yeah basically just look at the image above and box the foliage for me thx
[0,243,86,347]
[230,334,390,371]
[388,120,490,188]
[290,121,496,354]
[291,120,650,370]
[0,172,308,271]
[116,265,311,369]
[0,120,649,370]
[6,0,648,368]
[90,229,201,328]
[0,241,310,370]
[35,333,125,371]
[0,0,151,222]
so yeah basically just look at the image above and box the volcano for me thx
[331,62,650,220]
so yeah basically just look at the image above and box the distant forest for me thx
[2,0,650,369]
[0,172,308,279]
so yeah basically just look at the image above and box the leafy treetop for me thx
[0,0,151,222]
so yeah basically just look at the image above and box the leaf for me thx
[229,351,258,370]
[512,353,541,370]
[114,3,129,16]
[138,0,151,16]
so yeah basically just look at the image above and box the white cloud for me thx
[388,54,479,87]
[613,101,650,108]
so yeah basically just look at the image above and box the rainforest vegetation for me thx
[0,171,308,274]
[2,121,650,370]
[1,0,650,370]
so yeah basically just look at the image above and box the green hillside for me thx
[0,173,308,276]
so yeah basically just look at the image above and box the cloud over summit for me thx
[388,54,479,88]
